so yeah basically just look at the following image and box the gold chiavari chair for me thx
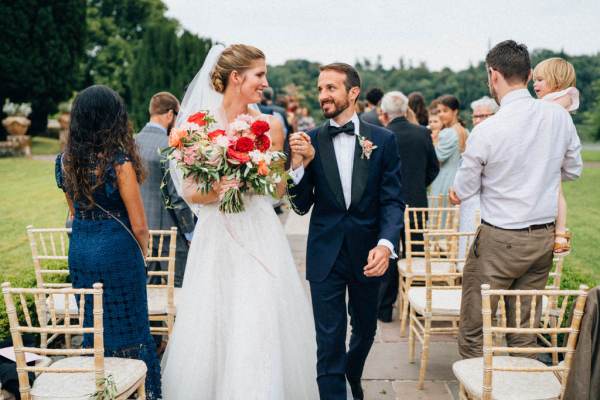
[2,282,148,400]
[408,231,475,389]
[453,284,588,400]
[398,206,460,335]
[26,226,77,348]
[146,228,178,341]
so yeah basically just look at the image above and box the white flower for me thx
[215,135,231,148]
[248,150,264,163]
[228,119,250,132]
[180,121,201,131]
[2,99,31,117]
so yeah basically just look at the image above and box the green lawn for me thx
[582,149,600,163]
[31,136,61,155]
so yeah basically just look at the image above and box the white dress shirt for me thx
[453,89,582,229]
[290,113,396,258]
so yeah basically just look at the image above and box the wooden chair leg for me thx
[400,278,411,336]
[137,380,146,399]
[417,316,431,390]
[459,383,469,400]
[408,307,416,363]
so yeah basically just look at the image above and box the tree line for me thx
[0,0,211,137]
[268,51,600,141]
[1,0,598,141]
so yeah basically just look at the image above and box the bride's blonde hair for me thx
[211,44,265,93]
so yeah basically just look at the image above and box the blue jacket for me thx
[289,120,405,282]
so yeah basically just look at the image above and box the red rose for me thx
[250,120,270,135]
[208,129,225,140]
[255,134,271,152]
[227,147,251,164]
[234,137,255,152]
[187,112,207,126]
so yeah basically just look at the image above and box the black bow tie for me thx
[328,121,355,137]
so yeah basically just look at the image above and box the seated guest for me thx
[361,88,384,126]
[55,85,161,398]
[135,92,195,288]
[377,91,440,322]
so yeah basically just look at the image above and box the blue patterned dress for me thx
[55,153,161,399]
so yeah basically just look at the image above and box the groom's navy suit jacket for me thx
[289,120,405,283]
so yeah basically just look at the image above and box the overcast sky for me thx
[164,0,600,71]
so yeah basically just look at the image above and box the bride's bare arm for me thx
[268,117,288,198]
[183,177,219,204]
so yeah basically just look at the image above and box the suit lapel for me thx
[317,123,346,210]
[350,121,371,208]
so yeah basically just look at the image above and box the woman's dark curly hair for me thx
[62,85,145,208]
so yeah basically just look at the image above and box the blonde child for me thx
[533,57,579,255]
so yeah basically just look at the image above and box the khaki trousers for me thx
[458,223,554,359]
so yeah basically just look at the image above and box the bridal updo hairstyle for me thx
[211,44,266,93]
[63,85,145,207]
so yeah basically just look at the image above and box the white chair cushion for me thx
[31,357,146,399]
[147,287,170,315]
[407,287,462,316]
[47,293,78,316]
[398,257,454,276]
[452,356,561,400]
[147,287,182,315]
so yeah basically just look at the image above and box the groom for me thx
[288,63,404,400]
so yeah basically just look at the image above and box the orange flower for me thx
[168,128,187,148]
[257,160,269,176]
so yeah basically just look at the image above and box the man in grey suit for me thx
[135,92,195,288]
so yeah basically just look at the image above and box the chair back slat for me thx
[404,207,460,269]
[146,228,178,339]
[26,226,71,289]
[422,231,475,314]
[480,284,588,400]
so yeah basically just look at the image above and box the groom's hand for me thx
[289,132,314,169]
[363,245,391,277]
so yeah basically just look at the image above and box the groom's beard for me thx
[320,98,351,119]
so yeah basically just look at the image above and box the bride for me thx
[160,44,318,399]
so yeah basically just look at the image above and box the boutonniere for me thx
[356,134,377,160]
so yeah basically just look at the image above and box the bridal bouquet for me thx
[165,111,286,213]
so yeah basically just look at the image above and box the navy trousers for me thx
[310,240,381,400]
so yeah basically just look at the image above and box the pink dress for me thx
[542,87,579,112]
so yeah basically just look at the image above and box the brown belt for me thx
[481,220,555,232]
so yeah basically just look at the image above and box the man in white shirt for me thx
[449,40,583,358]
[288,63,404,400]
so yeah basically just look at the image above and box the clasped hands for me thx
[289,132,315,170]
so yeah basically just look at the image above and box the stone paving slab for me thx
[284,212,459,399]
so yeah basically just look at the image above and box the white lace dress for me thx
[160,194,318,399]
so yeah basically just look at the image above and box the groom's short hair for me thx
[486,40,531,84]
[320,63,361,92]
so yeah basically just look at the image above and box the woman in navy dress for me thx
[55,85,161,398]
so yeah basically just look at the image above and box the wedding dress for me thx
[160,45,318,399]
